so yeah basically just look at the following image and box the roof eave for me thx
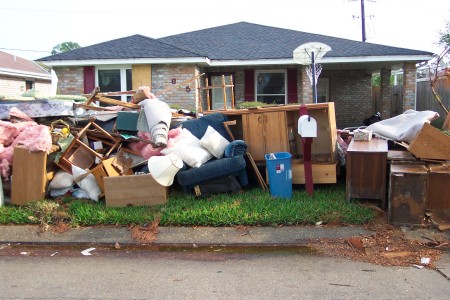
[209,54,434,66]
[0,68,52,80]
[38,57,211,67]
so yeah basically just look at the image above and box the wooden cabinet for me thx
[346,138,388,209]
[242,111,289,161]
[389,163,428,225]
[204,102,338,184]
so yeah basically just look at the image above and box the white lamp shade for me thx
[148,152,183,186]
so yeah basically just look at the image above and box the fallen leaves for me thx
[309,213,445,268]
[130,220,160,244]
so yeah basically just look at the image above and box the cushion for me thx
[161,128,212,168]
[200,125,230,158]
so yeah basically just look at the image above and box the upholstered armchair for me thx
[171,113,248,193]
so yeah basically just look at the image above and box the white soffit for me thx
[39,57,211,67]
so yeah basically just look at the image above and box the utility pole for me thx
[360,0,366,42]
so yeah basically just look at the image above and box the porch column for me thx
[379,68,391,119]
[300,66,313,104]
[402,62,417,111]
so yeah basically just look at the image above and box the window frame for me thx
[316,77,329,103]
[254,69,287,104]
[95,65,132,102]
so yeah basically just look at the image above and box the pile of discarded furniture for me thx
[342,109,450,229]
[0,87,248,207]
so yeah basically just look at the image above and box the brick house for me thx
[37,22,433,128]
[0,51,52,97]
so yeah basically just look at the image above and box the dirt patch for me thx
[309,211,448,268]
[130,221,160,244]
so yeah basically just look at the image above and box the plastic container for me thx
[265,152,292,199]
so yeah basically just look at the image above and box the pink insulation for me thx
[0,121,52,179]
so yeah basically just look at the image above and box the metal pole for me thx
[361,0,366,42]
[311,51,318,103]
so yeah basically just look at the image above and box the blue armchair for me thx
[173,113,248,193]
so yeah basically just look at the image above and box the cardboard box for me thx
[104,174,168,207]
[11,146,47,205]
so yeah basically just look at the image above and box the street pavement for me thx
[0,224,449,279]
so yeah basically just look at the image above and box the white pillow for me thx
[200,126,230,158]
[161,128,212,168]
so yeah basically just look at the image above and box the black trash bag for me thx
[193,175,241,197]
[363,112,381,126]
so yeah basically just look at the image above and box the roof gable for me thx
[38,34,202,61]
[0,51,50,75]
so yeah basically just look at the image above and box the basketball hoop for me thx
[293,42,331,103]
[306,64,322,86]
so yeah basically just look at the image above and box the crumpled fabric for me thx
[366,109,439,143]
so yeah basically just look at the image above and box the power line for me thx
[0,47,51,53]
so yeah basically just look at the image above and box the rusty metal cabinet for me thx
[346,138,388,209]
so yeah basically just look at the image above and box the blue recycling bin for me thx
[265,152,292,199]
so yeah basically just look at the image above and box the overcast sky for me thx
[1,0,449,61]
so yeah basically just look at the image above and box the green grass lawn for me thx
[0,180,375,227]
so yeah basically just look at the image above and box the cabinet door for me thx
[243,113,266,160]
[243,111,289,161]
[263,111,289,156]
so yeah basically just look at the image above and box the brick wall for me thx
[0,75,25,96]
[0,76,51,97]
[403,62,416,110]
[322,69,373,128]
[380,68,391,119]
[151,65,198,111]
[54,66,84,95]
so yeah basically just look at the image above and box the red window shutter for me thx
[287,68,298,104]
[244,69,255,101]
[83,66,95,94]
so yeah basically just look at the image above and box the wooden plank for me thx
[104,174,168,207]
[427,163,450,210]
[291,161,337,184]
[95,96,141,109]
[132,64,152,90]
[11,146,47,205]
[408,122,450,161]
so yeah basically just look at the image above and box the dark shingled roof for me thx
[38,34,202,61]
[158,22,433,60]
[38,22,433,62]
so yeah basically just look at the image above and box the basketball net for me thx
[306,64,322,85]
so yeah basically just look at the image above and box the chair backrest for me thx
[177,113,232,141]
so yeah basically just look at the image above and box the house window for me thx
[255,70,286,104]
[317,78,329,103]
[97,66,132,102]
[25,80,34,91]
[210,74,234,110]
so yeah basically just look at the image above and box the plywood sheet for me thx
[408,123,450,161]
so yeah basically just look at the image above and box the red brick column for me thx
[402,62,417,111]
[380,68,391,119]
[300,66,313,104]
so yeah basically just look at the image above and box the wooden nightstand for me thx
[346,138,388,209]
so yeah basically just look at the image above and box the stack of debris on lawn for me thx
[339,109,450,230]
[1,86,449,231]
[0,86,197,207]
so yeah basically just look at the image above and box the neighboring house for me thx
[37,22,434,128]
[0,51,52,97]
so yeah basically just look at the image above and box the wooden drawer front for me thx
[291,161,337,184]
